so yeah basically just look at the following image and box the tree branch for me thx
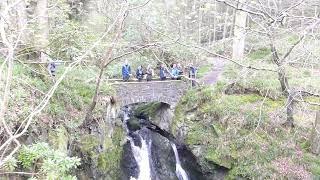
[146,23,277,72]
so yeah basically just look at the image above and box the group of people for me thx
[121,60,197,82]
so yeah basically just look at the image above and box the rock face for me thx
[71,117,125,180]
[149,130,177,180]
[121,127,177,180]
[120,113,207,180]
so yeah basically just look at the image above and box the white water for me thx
[124,109,152,180]
[128,136,152,180]
[171,143,189,180]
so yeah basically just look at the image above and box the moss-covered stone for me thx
[97,126,124,179]
[205,149,233,169]
[135,102,163,117]
[97,147,123,178]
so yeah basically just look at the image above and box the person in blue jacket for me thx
[122,60,131,81]
[171,63,179,80]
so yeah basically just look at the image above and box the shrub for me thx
[18,143,80,179]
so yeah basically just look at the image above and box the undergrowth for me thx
[173,85,320,179]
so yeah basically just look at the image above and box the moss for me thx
[135,102,162,117]
[186,123,214,145]
[80,135,100,155]
[97,127,124,179]
[97,147,122,173]
[112,127,125,146]
[205,148,233,169]
[47,100,66,117]
[172,84,319,178]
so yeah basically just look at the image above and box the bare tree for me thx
[85,3,129,121]
[232,0,248,60]
[36,0,49,62]
[213,0,320,127]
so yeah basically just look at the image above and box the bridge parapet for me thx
[110,80,189,108]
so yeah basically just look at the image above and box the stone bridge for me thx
[110,80,190,108]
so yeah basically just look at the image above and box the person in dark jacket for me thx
[122,60,131,81]
[177,63,183,75]
[188,63,197,86]
[146,65,154,81]
[159,64,168,81]
[48,62,56,77]
[136,65,144,81]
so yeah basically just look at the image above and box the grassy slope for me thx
[173,86,320,179]
[4,62,123,178]
[172,48,320,179]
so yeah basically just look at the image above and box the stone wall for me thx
[111,80,189,108]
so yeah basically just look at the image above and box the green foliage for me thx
[205,148,233,169]
[18,143,80,179]
[196,65,212,78]
[174,84,317,179]
[223,65,282,99]
[81,127,124,179]
[3,157,18,172]
[97,148,122,177]
[303,153,320,176]
[50,21,99,61]
[80,135,100,155]
[186,123,215,145]
[248,48,271,61]
[287,35,300,44]
[181,86,216,109]
[200,94,263,118]
[48,126,69,152]
[97,128,124,179]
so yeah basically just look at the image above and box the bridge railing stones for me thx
[109,80,189,108]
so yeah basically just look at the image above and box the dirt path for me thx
[200,57,226,85]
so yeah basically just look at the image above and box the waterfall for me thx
[123,107,152,180]
[128,136,152,180]
[171,143,189,180]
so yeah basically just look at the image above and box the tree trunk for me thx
[285,92,294,127]
[223,6,229,39]
[212,1,216,42]
[232,0,247,61]
[36,0,49,62]
[198,3,202,44]
[311,111,320,154]
[16,0,28,44]
[270,35,294,127]
[278,67,289,95]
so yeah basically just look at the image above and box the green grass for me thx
[248,48,271,61]
[8,62,115,125]
[173,84,316,179]
[197,65,212,78]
